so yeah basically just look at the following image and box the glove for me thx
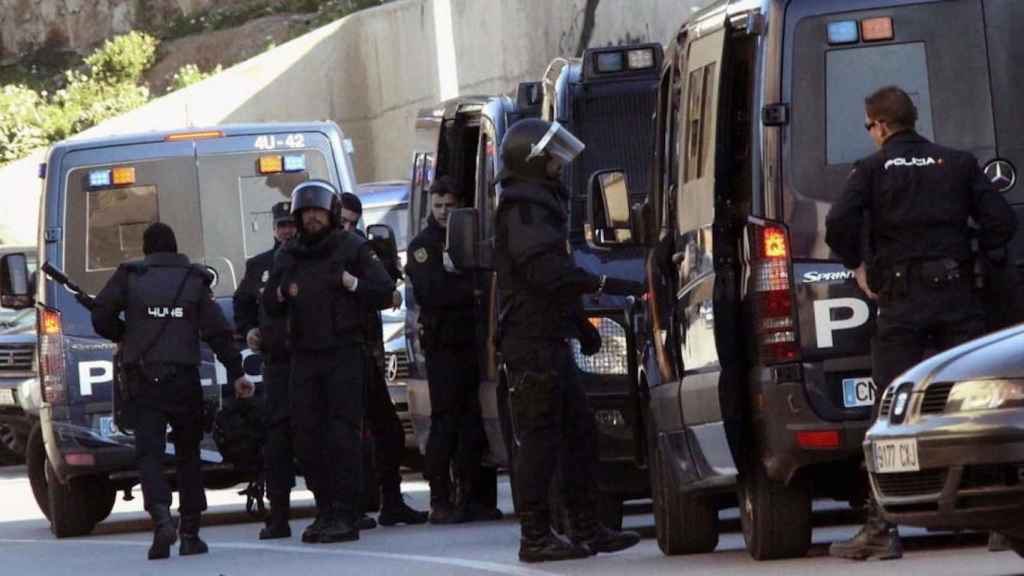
[579,320,602,356]
[602,276,646,297]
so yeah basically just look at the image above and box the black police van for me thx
[0,122,358,537]
[540,44,663,523]
[586,0,1024,560]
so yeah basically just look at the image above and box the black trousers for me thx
[290,347,365,519]
[424,345,485,503]
[263,357,295,498]
[873,275,987,403]
[134,366,206,514]
[365,358,404,499]
[502,338,597,517]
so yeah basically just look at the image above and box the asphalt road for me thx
[1,464,1022,576]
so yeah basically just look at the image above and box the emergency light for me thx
[861,17,894,42]
[283,155,306,172]
[112,166,136,186]
[88,170,112,188]
[827,21,859,44]
[259,154,306,174]
[594,48,657,74]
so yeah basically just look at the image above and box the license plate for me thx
[842,377,876,408]
[0,389,15,406]
[98,416,122,438]
[874,438,920,473]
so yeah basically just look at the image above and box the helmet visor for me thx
[291,183,335,215]
[526,121,585,164]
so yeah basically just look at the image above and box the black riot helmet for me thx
[290,179,341,233]
[500,118,586,181]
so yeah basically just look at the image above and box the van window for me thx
[684,63,716,183]
[826,43,934,165]
[86,186,159,271]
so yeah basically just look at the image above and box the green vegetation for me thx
[167,63,224,93]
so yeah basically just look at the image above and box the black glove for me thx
[578,319,602,356]
[602,276,646,297]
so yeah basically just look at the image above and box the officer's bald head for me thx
[142,222,178,255]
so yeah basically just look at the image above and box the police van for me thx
[0,122,358,537]
[587,0,1024,560]
[540,43,663,525]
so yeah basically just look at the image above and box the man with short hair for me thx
[234,201,298,540]
[826,85,1017,560]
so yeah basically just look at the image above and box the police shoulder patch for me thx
[414,247,428,264]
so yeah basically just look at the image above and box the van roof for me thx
[357,181,410,208]
[48,122,346,155]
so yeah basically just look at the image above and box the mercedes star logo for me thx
[984,159,1017,193]
[385,354,400,384]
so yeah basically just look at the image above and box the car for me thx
[0,245,38,464]
[865,322,1024,555]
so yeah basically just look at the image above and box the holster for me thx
[112,351,139,432]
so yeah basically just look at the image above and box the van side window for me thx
[684,63,716,183]
[477,122,498,235]
[87,186,158,271]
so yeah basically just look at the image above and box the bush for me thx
[0,86,49,163]
[84,31,159,85]
[167,63,223,93]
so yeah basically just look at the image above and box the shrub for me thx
[0,85,49,163]
[84,31,159,85]
[167,63,223,93]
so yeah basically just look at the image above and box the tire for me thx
[596,492,624,531]
[86,479,117,526]
[0,424,23,464]
[25,423,49,519]
[738,460,812,560]
[46,460,101,538]
[649,425,718,555]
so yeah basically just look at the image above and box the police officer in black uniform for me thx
[405,176,494,524]
[338,192,428,529]
[263,180,395,544]
[826,86,1017,560]
[92,223,254,560]
[494,119,643,563]
[233,201,297,540]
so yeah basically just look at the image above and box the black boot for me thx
[355,514,378,530]
[829,497,903,560]
[428,477,465,525]
[147,505,178,561]
[320,506,359,544]
[569,508,640,555]
[518,511,590,563]
[302,508,330,543]
[379,491,428,526]
[178,513,209,556]
[989,532,1011,552]
[259,495,291,540]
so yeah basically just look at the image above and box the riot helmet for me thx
[290,179,341,234]
[500,119,585,180]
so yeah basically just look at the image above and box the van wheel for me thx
[87,479,117,525]
[46,460,100,538]
[739,461,811,560]
[650,431,718,555]
[25,423,49,519]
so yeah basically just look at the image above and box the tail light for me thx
[39,306,66,403]
[751,224,800,364]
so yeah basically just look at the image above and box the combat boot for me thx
[178,513,209,556]
[989,532,1011,552]
[302,508,330,543]
[147,505,178,560]
[568,508,640,555]
[829,498,903,560]
[379,491,428,526]
[518,511,590,563]
[355,514,378,530]
[428,477,465,524]
[319,506,359,544]
[259,495,291,540]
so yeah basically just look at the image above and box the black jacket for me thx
[405,217,477,348]
[494,179,604,342]
[234,243,290,359]
[826,131,1017,270]
[91,252,244,382]
[263,230,395,352]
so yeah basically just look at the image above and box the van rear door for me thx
[785,0,997,417]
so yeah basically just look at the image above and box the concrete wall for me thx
[0,0,704,245]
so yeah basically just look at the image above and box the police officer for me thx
[494,119,643,563]
[264,180,395,544]
[338,191,429,529]
[233,201,297,540]
[92,223,254,560]
[826,85,1017,560]
[405,176,494,524]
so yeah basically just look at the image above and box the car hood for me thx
[898,323,1024,389]
[0,308,36,336]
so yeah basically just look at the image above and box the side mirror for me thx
[446,208,494,271]
[367,224,398,256]
[0,254,34,309]
[586,169,635,249]
[204,265,220,289]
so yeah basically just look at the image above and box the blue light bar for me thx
[283,155,306,172]
[596,52,626,73]
[89,170,112,188]
[828,21,859,44]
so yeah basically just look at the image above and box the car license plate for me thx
[874,438,919,473]
[0,389,15,406]
[842,377,876,408]
[99,416,122,438]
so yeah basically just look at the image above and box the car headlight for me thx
[570,317,629,375]
[946,379,1024,412]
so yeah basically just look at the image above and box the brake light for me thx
[751,224,799,364]
[39,307,66,403]
[795,430,840,450]
[65,453,95,466]
[164,130,224,142]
